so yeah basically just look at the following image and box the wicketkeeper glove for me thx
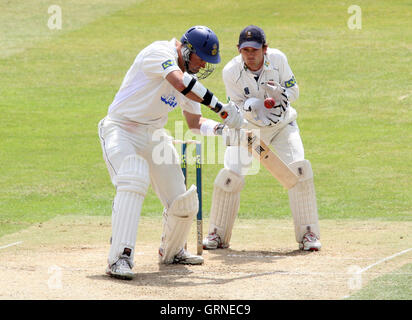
[261,81,289,110]
[243,97,283,126]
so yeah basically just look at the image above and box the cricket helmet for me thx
[180,26,221,79]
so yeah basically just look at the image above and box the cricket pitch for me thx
[0,216,410,300]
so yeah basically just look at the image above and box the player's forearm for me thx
[183,111,222,136]
[167,70,225,114]
[184,91,203,104]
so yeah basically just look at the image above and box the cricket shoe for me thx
[173,248,204,265]
[106,255,134,280]
[299,232,321,251]
[202,232,228,250]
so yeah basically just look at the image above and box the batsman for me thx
[98,26,244,280]
[203,25,322,252]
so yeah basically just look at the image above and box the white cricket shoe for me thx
[299,232,321,251]
[173,248,204,265]
[202,232,228,250]
[106,255,134,280]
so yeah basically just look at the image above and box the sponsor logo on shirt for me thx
[161,94,177,108]
[285,76,296,88]
[162,59,175,70]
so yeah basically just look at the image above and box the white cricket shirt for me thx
[107,38,201,128]
[222,48,299,127]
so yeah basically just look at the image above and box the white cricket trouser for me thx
[207,121,303,245]
[98,115,187,265]
[222,121,320,244]
[98,115,186,207]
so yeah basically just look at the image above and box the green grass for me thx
[1,0,411,237]
[346,263,412,300]
[0,0,140,58]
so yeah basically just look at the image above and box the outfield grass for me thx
[1,0,411,237]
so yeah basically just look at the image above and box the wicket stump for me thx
[174,139,203,256]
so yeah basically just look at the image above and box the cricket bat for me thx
[218,114,298,189]
[245,131,299,189]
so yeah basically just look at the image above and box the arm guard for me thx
[181,72,223,113]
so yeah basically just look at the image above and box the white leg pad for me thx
[288,160,320,243]
[159,185,199,264]
[208,168,245,246]
[108,155,150,267]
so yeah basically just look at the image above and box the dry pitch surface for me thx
[0,216,410,300]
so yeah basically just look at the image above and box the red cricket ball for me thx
[264,97,275,109]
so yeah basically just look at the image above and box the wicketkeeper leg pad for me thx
[288,159,320,243]
[208,168,245,247]
[108,154,150,267]
[159,185,199,264]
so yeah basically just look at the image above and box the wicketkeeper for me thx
[203,25,321,252]
[98,26,244,280]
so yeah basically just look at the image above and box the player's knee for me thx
[224,146,253,175]
[288,159,314,182]
[104,143,136,171]
[214,168,244,193]
[114,154,150,196]
[167,185,199,219]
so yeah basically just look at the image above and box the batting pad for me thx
[159,185,199,264]
[108,155,150,267]
[208,168,245,246]
[288,160,320,243]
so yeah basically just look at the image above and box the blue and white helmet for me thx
[181,26,221,79]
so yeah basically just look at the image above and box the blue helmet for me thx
[181,26,221,63]
[180,26,221,79]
